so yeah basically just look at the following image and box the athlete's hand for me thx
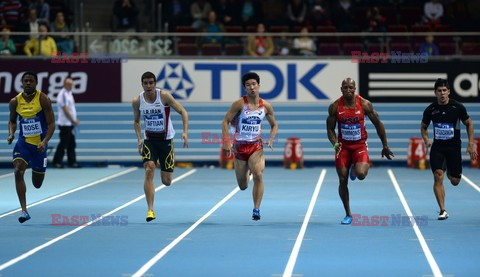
[381,146,394,160]
[182,132,189,148]
[266,138,274,150]
[137,140,143,155]
[223,144,232,158]
[333,142,341,152]
[7,134,14,145]
[37,141,47,153]
[424,140,431,154]
[467,142,478,161]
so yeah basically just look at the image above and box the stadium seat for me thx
[317,43,341,56]
[388,25,409,43]
[315,26,338,43]
[342,43,364,56]
[177,43,198,56]
[270,25,290,33]
[461,43,480,55]
[390,42,412,53]
[225,25,243,43]
[400,7,421,25]
[438,43,456,55]
[201,43,222,56]
[367,43,387,54]
[224,44,244,56]
[175,26,197,43]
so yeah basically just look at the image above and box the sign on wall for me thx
[122,60,359,102]
[0,60,121,102]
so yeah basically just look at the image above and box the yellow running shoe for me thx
[146,210,156,222]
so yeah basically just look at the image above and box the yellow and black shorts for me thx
[142,139,174,172]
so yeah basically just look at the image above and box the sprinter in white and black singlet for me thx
[421,78,477,220]
[132,71,189,222]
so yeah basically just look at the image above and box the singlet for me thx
[422,99,469,147]
[139,88,175,141]
[233,96,266,143]
[16,90,48,145]
[337,94,368,144]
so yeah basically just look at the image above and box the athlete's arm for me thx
[7,98,18,145]
[463,118,478,161]
[162,91,189,148]
[39,93,55,152]
[420,121,431,151]
[363,99,394,160]
[132,96,143,155]
[221,99,243,155]
[326,101,338,148]
[263,100,278,150]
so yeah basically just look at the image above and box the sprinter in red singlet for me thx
[222,72,278,221]
[326,78,394,225]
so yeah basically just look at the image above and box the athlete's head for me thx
[21,71,38,95]
[434,78,450,104]
[141,71,156,92]
[242,72,260,97]
[340,77,356,100]
[64,77,73,91]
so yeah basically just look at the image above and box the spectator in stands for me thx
[240,0,261,28]
[0,0,23,29]
[365,6,386,32]
[214,0,241,27]
[261,0,287,27]
[162,0,190,32]
[332,0,357,32]
[292,26,316,56]
[50,11,73,55]
[287,0,307,29]
[52,77,80,169]
[246,23,274,57]
[202,10,224,45]
[112,0,141,32]
[23,24,57,56]
[24,8,39,39]
[29,0,49,25]
[418,35,440,56]
[0,26,16,55]
[423,0,444,29]
[307,0,332,27]
[274,33,292,56]
[190,0,212,31]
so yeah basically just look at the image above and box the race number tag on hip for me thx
[21,121,42,137]
[434,123,454,140]
[340,123,361,141]
[145,118,165,132]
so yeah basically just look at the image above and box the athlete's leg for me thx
[445,148,462,186]
[352,144,370,180]
[161,171,173,186]
[144,161,156,211]
[248,149,265,209]
[336,166,351,216]
[353,162,370,180]
[234,158,249,190]
[14,159,28,212]
[433,169,446,212]
[32,172,45,189]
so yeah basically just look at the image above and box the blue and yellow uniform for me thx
[13,90,49,173]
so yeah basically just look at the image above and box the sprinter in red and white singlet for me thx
[326,78,394,225]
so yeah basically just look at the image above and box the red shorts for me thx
[233,141,263,161]
[335,142,369,168]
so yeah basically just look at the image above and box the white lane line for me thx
[0,167,139,219]
[0,169,31,180]
[283,169,327,277]
[387,169,442,277]
[462,174,480,193]
[131,175,251,277]
[0,169,197,271]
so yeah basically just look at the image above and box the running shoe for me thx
[18,211,31,223]
[349,165,357,181]
[341,215,352,225]
[146,210,156,222]
[438,210,448,220]
[252,208,261,221]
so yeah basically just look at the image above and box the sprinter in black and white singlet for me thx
[222,72,278,221]
[132,72,189,222]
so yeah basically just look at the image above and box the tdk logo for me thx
[157,63,194,99]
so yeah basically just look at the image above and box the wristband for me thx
[333,142,340,151]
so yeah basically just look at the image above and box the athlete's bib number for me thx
[341,124,361,141]
[434,123,454,140]
[145,118,165,132]
[240,123,261,139]
[22,122,42,137]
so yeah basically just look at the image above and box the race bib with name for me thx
[434,123,454,140]
[145,117,165,132]
[341,123,361,141]
[21,121,42,137]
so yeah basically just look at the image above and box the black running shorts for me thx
[142,139,174,172]
[430,143,462,178]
